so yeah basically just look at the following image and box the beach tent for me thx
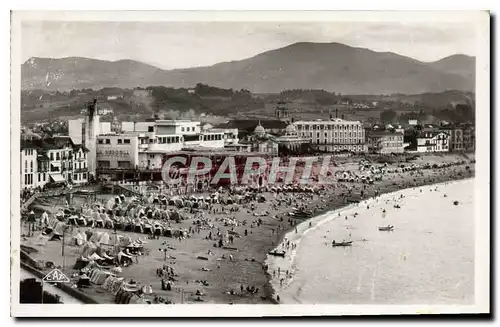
[49,221,67,240]
[89,269,112,285]
[71,230,87,246]
[73,256,90,270]
[98,232,110,245]
[105,198,115,211]
[90,232,103,243]
[81,241,99,257]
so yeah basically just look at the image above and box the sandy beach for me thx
[20,153,475,304]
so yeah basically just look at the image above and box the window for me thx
[83,173,87,180]
[124,139,130,144]
[181,127,185,132]
[38,174,40,182]
[148,126,154,132]
[98,139,103,144]
[43,173,46,181]
[118,139,122,144]
[56,152,60,160]
[74,174,78,180]
[105,139,111,144]
[98,160,110,168]
[118,161,132,169]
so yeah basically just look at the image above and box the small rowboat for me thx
[378,225,394,231]
[268,250,286,257]
[332,241,353,247]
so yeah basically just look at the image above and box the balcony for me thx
[74,168,88,173]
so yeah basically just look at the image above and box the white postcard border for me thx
[10,10,490,317]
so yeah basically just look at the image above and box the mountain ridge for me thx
[21,42,476,94]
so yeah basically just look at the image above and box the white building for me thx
[20,143,38,190]
[293,118,366,153]
[367,131,405,154]
[417,131,450,153]
[97,134,139,169]
[20,137,89,189]
[96,120,239,173]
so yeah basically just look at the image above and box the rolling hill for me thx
[426,54,476,82]
[21,42,475,94]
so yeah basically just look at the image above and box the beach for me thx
[20,153,475,304]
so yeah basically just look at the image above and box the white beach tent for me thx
[98,232,110,245]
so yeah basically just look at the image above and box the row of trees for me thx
[380,104,475,125]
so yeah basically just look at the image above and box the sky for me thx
[21,21,477,70]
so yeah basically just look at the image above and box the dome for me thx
[285,124,297,135]
[202,123,213,131]
[254,123,265,135]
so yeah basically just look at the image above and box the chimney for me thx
[336,108,338,119]
[342,113,344,120]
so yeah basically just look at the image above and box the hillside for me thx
[426,54,476,81]
[22,57,168,90]
[21,42,476,94]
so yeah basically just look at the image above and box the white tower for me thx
[84,99,99,180]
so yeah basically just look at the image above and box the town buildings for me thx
[20,137,89,190]
[462,123,476,151]
[275,102,291,121]
[92,119,239,181]
[439,123,475,152]
[416,131,450,153]
[366,131,405,154]
[292,118,367,153]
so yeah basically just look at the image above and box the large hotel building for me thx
[292,118,367,153]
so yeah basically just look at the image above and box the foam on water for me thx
[266,179,475,304]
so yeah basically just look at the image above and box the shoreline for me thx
[21,155,475,305]
[261,171,475,304]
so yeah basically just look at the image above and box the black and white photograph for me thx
[10,10,490,317]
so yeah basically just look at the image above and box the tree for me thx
[380,109,397,124]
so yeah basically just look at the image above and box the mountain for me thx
[21,57,169,90]
[426,54,476,82]
[21,43,475,94]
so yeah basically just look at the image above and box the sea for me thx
[266,178,475,305]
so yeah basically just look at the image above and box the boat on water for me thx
[378,225,394,231]
[268,250,286,257]
[332,241,353,247]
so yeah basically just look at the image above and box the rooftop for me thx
[368,131,404,137]
[293,118,362,124]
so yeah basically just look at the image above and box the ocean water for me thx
[266,179,475,305]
